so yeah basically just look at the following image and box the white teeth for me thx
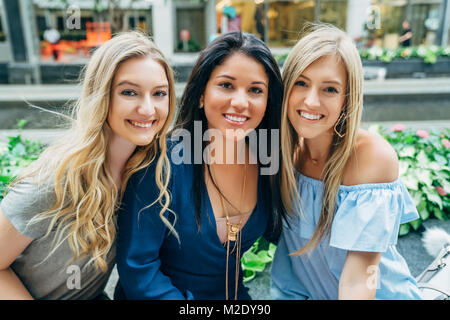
[300,111,322,120]
[224,114,247,123]
[130,120,154,128]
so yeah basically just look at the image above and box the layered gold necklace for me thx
[210,162,248,300]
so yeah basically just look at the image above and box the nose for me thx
[138,93,156,117]
[304,87,320,109]
[230,89,249,112]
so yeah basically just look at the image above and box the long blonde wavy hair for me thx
[280,24,364,255]
[7,31,176,271]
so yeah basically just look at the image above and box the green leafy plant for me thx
[276,46,450,65]
[241,236,276,283]
[241,125,450,282]
[359,45,450,64]
[370,124,450,236]
[0,120,44,201]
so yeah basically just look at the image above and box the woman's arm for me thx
[338,131,399,300]
[116,168,192,300]
[339,250,382,300]
[116,206,190,299]
[0,208,34,300]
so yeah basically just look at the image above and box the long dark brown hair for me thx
[172,31,286,238]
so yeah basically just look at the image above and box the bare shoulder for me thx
[343,129,399,186]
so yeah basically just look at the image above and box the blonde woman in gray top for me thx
[0,31,176,299]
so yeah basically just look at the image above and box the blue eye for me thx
[121,89,137,96]
[154,91,167,97]
[295,80,307,87]
[325,87,338,94]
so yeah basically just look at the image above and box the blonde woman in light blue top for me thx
[271,24,423,300]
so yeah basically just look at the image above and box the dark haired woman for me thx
[114,31,286,300]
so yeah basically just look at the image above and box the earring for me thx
[333,112,346,138]
[199,103,204,109]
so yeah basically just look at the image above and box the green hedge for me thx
[0,121,43,200]
[360,45,450,64]
[372,124,450,235]
[276,45,450,65]
[241,124,450,282]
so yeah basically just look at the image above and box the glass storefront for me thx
[175,2,206,52]
[216,0,348,48]
[267,0,315,47]
[319,0,348,30]
[371,0,444,47]
[0,14,5,42]
[370,0,408,47]
[33,2,153,62]
[216,1,263,37]
[410,0,442,45]
[0,1,5,42]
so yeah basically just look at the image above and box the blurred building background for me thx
[0,0,449,130]
[0,0,449,84]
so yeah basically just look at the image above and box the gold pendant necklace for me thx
[227,223,240,242]
[215,162,248,300]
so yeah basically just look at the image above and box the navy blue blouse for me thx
[115,141,276,300]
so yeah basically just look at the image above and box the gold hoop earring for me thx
[333,112,346,138]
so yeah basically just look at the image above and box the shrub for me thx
[371,124,450,235]
[0,120,44,200]
[276,46,450,65]
[241,124,450,281]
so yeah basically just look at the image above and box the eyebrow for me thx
[116,80,169,89]
[216,75,268,87]
[298,75,343,87]
[116,80,140,87]
[323,80,343,86]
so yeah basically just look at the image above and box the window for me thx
[319,0,348,30]
[176,5,205,52]
[0,6,5,42]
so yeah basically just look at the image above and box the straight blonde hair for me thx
[280,24,364,255]
[7,31,177,271]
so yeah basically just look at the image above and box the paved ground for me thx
[103,219,450,300]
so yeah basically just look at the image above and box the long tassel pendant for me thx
[227,223,240,241]
[225,224,242,300]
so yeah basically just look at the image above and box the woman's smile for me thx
[126,119,157,129]
[297,110,325,122]
[223,113,250,126]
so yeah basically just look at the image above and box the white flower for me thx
[417,46,427,56]
[369,46,383,58]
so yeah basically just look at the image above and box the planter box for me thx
[40,64,84,84]
[362,57,450,78]
[0,64,8,84]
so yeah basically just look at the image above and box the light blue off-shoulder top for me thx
[270,173,423,300]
